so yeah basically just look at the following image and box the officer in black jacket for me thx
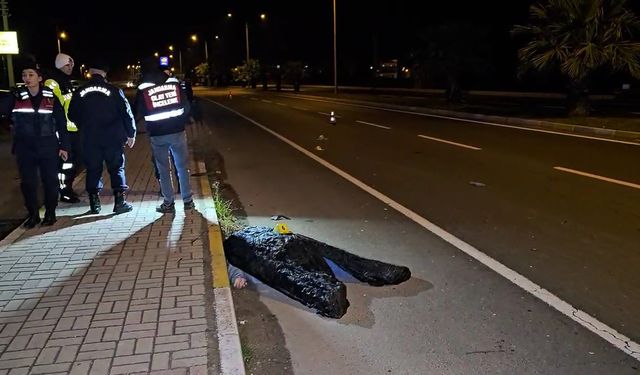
[10,62,70,228]
[68,59,136,215]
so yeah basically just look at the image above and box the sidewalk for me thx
[0,131,243,374]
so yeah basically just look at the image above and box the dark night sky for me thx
[7,0,640,86]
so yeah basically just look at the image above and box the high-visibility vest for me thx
[45,78,77,132]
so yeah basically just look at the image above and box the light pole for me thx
[1,0,15,86]
[57,31,67,54]
[333,0,338,94]
[229,12,266,63]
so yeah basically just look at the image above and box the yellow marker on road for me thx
[274,223,292,235]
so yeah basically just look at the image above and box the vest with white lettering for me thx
[11,87,59,139]
[138,77,187,136]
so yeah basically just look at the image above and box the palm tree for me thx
[513,0,640,116]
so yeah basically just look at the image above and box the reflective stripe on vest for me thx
[144,108,185,122]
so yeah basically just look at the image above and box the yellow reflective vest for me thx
[44,78,78,132]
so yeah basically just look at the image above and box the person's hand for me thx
[233,277,248,289]
[59,150,69,161]
[126,137,135,148]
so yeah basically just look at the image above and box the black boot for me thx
[23,214,41,229]
[41,211,57,226]
[89,193,101,214]
[113,191,133,214]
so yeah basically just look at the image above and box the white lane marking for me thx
[261,99,273,103]
[276,102,287,106]
[203,96,640,362]
[292,106,309,111]
[630,112,640,115]
[554,167,640,190]
[418,134,482,150]
[250,98,259,101]
[279,94,640,146]
[318,111,342,118]
[356,120,391,130]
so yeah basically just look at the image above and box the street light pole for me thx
[333,0,338,94]
[245,21,250,62]
[0,0,14,87]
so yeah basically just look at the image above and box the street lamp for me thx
[333,0,338,94]
[227,12,267,62]
[57,31,67,54]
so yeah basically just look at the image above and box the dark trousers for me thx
[84,143,128,194]
[59,131,82,193]
[15,142,59,216]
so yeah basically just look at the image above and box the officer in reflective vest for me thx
[11,62,70,228]
[135,67,194,214]
[44,53,81,203]
[68,59,136,215]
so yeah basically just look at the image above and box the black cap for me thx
[20,59,41,75]
[89,57,110,72]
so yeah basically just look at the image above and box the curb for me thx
[277,93,640,144]
[194,159,246,375]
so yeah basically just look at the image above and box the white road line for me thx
[250,98,259,101]
[279,94,640,146]
[261,99,273,103]
[318,111,342,118]
[418,134,482,150]
[630,112,640,115]
[203,96,640,362]
[554,167,640,190]
[276,102,287,106]
[356,120,391,130]
[292,106,309,111]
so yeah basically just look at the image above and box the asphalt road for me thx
[193,88,640,374]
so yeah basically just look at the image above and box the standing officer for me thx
[11,62,70,227]
[135,62,194,214]
[45,53,81,203]
[68,59,136,214]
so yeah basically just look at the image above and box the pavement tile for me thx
[0,135,219,375]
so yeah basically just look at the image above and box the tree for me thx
[284,61,304,92]
[232,59,261,88]
[411,24,495,103]
[194,63,209,86]
[513,0,640,116]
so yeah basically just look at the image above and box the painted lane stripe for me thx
[418,134,482,150]
[261,99,273,103]
[250,97,258,101]
[356,120,391,130]
[292,106,309,111]
[279,94,640,146]
[554,167,640,190]
[276,102,287,106]
[202,97,640,362]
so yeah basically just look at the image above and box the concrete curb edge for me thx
[195,160,246,375]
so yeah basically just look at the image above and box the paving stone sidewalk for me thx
[0,133,218,375]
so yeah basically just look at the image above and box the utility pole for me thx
[333,0,337,94]
[245,21,250,62]
[0,0,15,87]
